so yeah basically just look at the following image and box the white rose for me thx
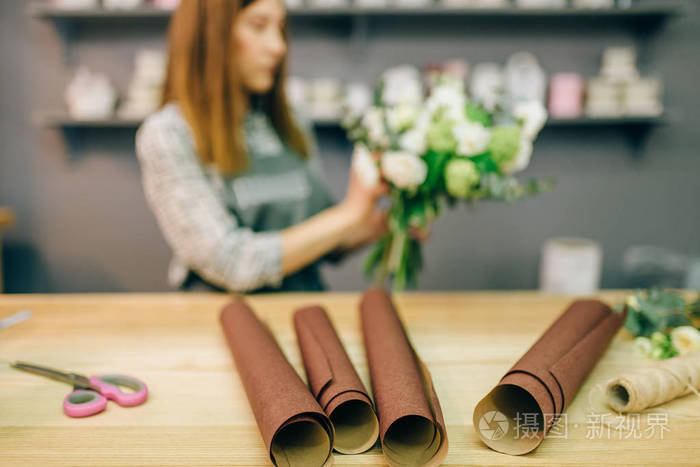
[381,151,427,190]
[501,138,533,175]
[633,337,653,357]
[382,65,421,87]
[398,127,428,156]
[452,121,491,157]
[670,326,700,356]
[351,143,379,189]
[415,108,432,128]
[427,83,466,121]
[397,110,430,155]
[382,66,423,107]
[362,107,389,148]
[514,100,548,140]
[386,79,423,108]
[387,103,419,133]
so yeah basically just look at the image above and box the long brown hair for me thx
[162,0,309,175]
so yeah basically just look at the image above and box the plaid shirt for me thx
[136,103,333,292]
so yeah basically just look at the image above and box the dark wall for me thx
[1,1,698,292]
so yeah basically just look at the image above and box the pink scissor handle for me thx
[89,374,149,407]
[63,390,108,418]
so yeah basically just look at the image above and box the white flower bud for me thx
[501,138,533,175]
[452,121,491,157]
[514,100,548,140]
[351,143,379,189]
[381,151,428,190]
[670,326,700,356]
[362,107,389,148]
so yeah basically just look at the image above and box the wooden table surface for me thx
[1,292,698,466]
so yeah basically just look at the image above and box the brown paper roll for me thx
[294,305,379,454]
[220,298,334,467]
[360,287,448,467]
[473,299,626,455]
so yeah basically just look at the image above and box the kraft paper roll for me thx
[294,305,379,454]
[360,288,448,467]
[473,299,626,455]
[220,298,334,467]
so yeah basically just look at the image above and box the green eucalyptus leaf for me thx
[624,310,646,337]
[623,288,695,337]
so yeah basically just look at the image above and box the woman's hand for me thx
[341,207,388,251]
[280,154,387,275]
[340,163,388,223]
[338,162,389,249]
[280,154,431,276]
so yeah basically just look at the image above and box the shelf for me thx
[38,112,144,128]
[30,3,682,21]
[38,112,666,130]
[546,116,666,127]
[37,113,344,129]
[31,5,172,19]
[310,116,346,127]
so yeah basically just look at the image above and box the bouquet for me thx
[620,288,700,359]
[343,65,553,289]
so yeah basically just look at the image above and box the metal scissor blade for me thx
[11,361,94,389]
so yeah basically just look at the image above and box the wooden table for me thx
[1,292,698,466]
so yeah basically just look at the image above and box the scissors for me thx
[10,361,148,418]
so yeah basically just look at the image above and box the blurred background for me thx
[0,0,698,293]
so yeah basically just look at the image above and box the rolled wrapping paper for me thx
[360,288,448,467]
[473,299,626,455]
[293,306,379,454]
[606,352,700,413]
[220,299,334,467]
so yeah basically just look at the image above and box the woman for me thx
[136,0,387,293]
